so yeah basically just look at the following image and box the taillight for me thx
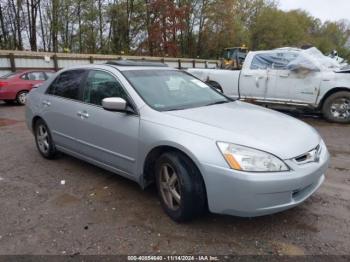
[0,82,8,88]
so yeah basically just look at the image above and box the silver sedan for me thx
[25,61,330,222]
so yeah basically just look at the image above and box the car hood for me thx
[163,101,320,160]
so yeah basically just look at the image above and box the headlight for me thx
[217,142,289,172]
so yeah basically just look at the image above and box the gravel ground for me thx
[0,102,349,256]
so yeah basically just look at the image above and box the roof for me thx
[274,47,302,52]
[52,62,176,74]
[250,48,301,55]
[106,60,168,67]
[224,47,248,50]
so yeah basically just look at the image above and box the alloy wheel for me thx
[36,124,50,154]
[17,92,27,105]
[330,98,350,120]
[159,164,181,210]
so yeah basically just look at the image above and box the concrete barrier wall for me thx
[0,50,219,77]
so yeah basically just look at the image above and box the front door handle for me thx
[255,76,264,87]
[243,73,253,77]
[77,111,89,119]
[279,74,289,78]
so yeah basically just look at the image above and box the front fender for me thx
[137,119,228,186]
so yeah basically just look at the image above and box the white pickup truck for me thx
[188,47,350,123]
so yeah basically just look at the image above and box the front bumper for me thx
[201,143,330,217]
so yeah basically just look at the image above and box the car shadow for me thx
[56,151,317,231]
[0,101,20,107]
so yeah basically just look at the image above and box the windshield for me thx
[123,70,230,111]
[223,49,234,59]
[223,48,248,60]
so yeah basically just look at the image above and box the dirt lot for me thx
[0,102,349,256]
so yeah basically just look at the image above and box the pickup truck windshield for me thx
[123,70,230,111]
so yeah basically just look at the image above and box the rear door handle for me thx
[77,111,89,119]
[42,100,51,106]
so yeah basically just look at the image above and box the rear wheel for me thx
[34,119,57,159]
[322,91,350,123]
[155,152,206,222]
[16,91,28,105]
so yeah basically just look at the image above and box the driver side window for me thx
[83,70,127,106]
[250,52,298,70]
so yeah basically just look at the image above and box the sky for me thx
[279,0,350,22]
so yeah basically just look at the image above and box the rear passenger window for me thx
[83,70,127,106]
[21,71,47,80]
[47,70,86,100]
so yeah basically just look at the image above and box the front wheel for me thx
[322,91,350,123]
[155,152,206,222]
[16,91,28,105]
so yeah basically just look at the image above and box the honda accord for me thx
[25,61,330,222]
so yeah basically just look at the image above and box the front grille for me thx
[294,154,308,163]
[293,144,321,165]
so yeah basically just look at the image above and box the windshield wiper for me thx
[164,100,231,111]
[164,106,189,111]
[205,100,230,107]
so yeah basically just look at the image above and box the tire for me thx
[155,152,206,222]
[34,119,57,159]
[322,91,350,123]
[206,81,223,93]
[16,91,29,105]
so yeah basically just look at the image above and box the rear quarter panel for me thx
[25,76,56,131]
[11,76,33,92]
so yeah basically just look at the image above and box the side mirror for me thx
[102,97,127,112]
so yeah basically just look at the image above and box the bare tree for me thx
[0,2,8,48]
[98,0,104,52]
[196,0,209,56]
[51,0,59,52]
[38,0,46,51]
[9,0,23,50]
[26,0,40,51]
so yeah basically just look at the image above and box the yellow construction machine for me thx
[220,45,248,70]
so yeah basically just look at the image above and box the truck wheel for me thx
[206,81,223,93]
[155,152,206,222]
[16,91,28,105]
[322,91,350,123]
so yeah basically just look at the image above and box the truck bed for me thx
[187,68,240,98]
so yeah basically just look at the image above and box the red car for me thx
[0,70,54,105]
